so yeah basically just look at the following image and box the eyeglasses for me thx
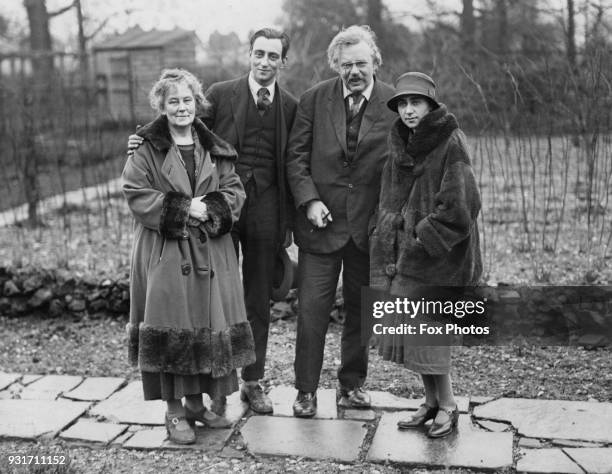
[340,61,370,72]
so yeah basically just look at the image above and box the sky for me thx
[1,0,452,47]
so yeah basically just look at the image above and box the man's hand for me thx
[127,134,144,157]
[306,200,332,229]
[189,197,208,222]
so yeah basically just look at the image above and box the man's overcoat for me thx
[286,77,396,253]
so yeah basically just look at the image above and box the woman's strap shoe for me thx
[397,404,438,430]
[427,406,459,438]
[184,406,233,429]
[165,414,196,444]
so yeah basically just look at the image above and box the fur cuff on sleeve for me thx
[160,191,191,239]
[202,191,232,238]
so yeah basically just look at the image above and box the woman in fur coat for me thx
[370,72,482,438]
[122,69,255,444]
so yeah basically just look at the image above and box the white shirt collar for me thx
[248,72,276,104]
[342,79,374,102]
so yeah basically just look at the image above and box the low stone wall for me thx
[0,266,130,318]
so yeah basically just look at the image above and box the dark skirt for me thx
[141,370,238,401]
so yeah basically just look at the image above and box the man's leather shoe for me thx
[338,387,371,408]
[427,406,459,438]
[397,403,438,430]
[165,413,196,444]
[240,383,273,414]
[184,406,232,429]
[293,391,317,418]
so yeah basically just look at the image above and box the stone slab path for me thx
[1,371,611,472]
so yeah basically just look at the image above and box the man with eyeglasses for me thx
[287,25,395,417]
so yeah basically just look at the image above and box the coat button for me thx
[343,161,349,167]
[348,184,353,189]
[385,264,396,277]
[181,264,192,275]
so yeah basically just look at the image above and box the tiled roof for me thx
[93,26,195,51]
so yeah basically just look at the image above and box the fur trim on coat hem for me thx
[159,191,191,239]
[126,321,256,378]
[202,191,233,237]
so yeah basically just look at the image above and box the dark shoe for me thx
[427,406,459,438]
[397,404,438,430]
[240,383,273,414]
[184,406,232,429]
[338,387,371,408]
[165,413,196,444]
[293,391,317,418]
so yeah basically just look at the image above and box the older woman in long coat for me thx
[122,69,254,444]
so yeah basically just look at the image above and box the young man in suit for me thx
[287,25,396,417]
[128,28,297,414]
[201,28,298,414]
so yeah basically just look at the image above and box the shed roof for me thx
[93,26,195,51]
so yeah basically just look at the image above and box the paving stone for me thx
[267,386,337,419]
[519,438,545,449]
[473,398,612,443]
[62,377,125,401]
[111,431,133,447]
[552,439,604,448]
[122,427,167,449]
[0,399,89,439]
[162,425,230,451]
[0,373,21,391]
[369,392,469,413]
[60,419,127,444]
[476,419,512,432]
[563,448,612,474]
[241,415,367,462]
[369,391,420,410]
[516,448,583,474]
[343,409,376,421]
[202,390,248,425]
[470,396,494,406]
[20,375,83,400]
[90,381,165,425]
[21,374,43,385]
[367,412,513,470]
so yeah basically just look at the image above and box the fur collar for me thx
[137,115,237,160]
[389,104,458,169]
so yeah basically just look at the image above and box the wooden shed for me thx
[93,27,200,122]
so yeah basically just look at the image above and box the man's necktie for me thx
[256,87,271,116]
[348,92,363,119]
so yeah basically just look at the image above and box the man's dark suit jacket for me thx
[200,75,298,242]
[287,77,396,254]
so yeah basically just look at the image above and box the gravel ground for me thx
[1,315,610,402]
[1,313,610,473]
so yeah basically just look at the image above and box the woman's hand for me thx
[189,197,208,222]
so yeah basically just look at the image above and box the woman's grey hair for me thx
[148,68,208,113]
[327,25,382,73]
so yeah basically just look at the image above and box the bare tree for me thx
[567,0,577,70]
[461,0,476,66]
